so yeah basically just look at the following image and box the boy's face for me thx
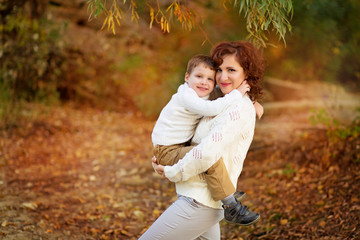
[185,64,215,98]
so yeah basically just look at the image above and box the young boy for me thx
[151,54,262,225]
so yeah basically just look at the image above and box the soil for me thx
[0,101,359,240]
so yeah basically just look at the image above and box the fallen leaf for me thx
[96,205,105,210]
[120,229,131,236]
[152,209,161,218]
[316,200,325,206]
[280,219,288,225]
[22,202,38,210]
[134,210,144,221]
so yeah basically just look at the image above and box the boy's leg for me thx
[153,144,194,166]
[205,158,260,226]
[204,158,235,201]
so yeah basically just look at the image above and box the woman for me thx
[140,41,264,240]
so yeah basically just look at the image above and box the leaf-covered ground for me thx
[0,104,359,239]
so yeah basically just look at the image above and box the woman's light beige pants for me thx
[139,195,224,240]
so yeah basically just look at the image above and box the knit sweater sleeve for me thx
[181,86,242,117]
[164,99,254,182]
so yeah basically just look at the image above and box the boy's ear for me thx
[184,72,189,83]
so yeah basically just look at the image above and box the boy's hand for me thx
[152,156,167,179]
[151,156,158,173]
[254,101,264,119]
[237,80,250,96]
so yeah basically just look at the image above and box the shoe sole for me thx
[225,215,260,226]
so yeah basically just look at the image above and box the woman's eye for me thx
[216,69,222,72]
[229,69,235,72]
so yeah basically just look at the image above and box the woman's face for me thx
[216,54,246,95]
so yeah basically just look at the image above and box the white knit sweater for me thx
[151,83,242,146]
[164,95,256,209]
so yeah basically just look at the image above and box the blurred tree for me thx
[0,0,48,19]
[0,0,66,125]
[266,0,360,90]
[87,0,293,47]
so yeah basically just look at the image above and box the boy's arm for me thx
[209,87,223,100]
[181,86,242,116]
[164,102,254,182]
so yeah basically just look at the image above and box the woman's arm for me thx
[164,100,255,182]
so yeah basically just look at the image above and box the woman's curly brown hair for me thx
[211,41,265,101]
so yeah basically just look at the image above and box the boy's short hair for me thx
[186,54,216,75]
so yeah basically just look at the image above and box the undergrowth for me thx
[290,108,360,168]
[0,6,66,127]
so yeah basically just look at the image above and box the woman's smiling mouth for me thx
[220,83,231,87]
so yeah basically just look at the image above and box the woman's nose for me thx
[219,72,227,81]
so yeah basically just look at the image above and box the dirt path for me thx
[0,103,359,239]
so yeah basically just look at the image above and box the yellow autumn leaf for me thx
[133,210,144,221]
[107,15,113,30]
[120,230,130,236]
[22,202,38,210]
[160,16,164,30]
[319,220,326,227]
[149,7,154,29]
[280,219,288,225]
[112,23,115,34]
[75,149,82,158]
[96,205,104,210]
[116,8,122,19]
[115,15,120,26]
[101,16,108,30]
[152,209,161,218]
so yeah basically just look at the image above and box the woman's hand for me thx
[253,101,264,119]
[152,156,167,179]
[237,80,250,96]
[238,81,264,119]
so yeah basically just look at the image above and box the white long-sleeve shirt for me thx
[164,95,256,209]
[151,83,242,146]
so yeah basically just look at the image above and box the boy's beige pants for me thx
[153,144,235,201]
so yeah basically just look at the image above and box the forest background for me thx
[0,0,359,239]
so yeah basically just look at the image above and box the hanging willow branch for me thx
[234,0,293,46]
[87,0,293,47]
